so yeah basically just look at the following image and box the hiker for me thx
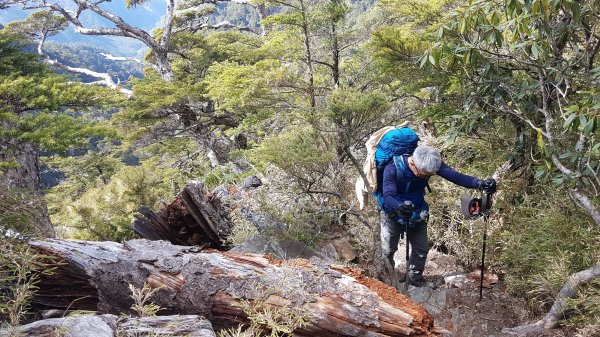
[381,144,496,286]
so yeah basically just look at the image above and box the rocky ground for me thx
[393,247,573,337]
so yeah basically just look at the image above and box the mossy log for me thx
[0,314,215,337]
[132,181,233,248]
[30,239,438,337]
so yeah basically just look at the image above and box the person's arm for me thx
[437,161,480,188]
[382,161,402,212]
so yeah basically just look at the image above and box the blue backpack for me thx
[373,127,419,207]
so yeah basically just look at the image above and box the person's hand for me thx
[479,178,497,194]
[398,200,414,217]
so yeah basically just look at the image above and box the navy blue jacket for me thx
[382,155,480,214]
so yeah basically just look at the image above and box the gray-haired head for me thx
[412,145,441,174]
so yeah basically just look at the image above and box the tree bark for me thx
[1,314,216,337]
[299,0,316,111]
[132,181,233,248]
[0,140,55,237]
[30,238,438,337]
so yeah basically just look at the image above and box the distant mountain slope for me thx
[43,41,144,83]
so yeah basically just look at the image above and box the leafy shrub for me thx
[500,190,600,317]
[48,159,184,241]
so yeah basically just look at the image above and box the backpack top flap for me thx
[375,127,419,169]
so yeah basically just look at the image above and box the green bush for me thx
[500,191,600,317]
[48,159,185,241]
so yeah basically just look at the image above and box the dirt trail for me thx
[393,248,572,337]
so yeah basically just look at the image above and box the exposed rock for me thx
[408,286,449,317]
[242,175,262,189]
[230,233,335,262]
[331,237,358,262]
[444,273,473,289]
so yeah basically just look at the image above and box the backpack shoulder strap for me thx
[393,155,412,194]
[394,155,433,194]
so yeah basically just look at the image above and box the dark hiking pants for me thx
[380,211,429,274]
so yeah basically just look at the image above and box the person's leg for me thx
[407,223,429,286]
[380,211,402,267]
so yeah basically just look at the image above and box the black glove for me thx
[397,200,414,217]
[478,178,497,194]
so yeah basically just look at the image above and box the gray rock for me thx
[242,175,262,189]
[231,233,335,263]
[408,286,449,316]
[444,272,472,289]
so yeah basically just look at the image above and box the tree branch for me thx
[160,0,176,48]
[570,190,600,226]
[70,0,159,50]
[504,263,600,334]
[187,20,256,34]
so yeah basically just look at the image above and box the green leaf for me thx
[563,113,577,129]
[571,2,581,23]
[531,44,539,59]
[459,17,467,34]
[428,54,436,66]
[536,128,545,151]
[437,26,445,39]
[495,30,504,47]
[420,55,428,68]
[583,118,595,134]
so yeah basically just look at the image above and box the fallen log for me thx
[30,239,438,337]
[0,314,215,337]
[132,181,233,248]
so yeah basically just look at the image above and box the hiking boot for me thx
[407,271,426,287]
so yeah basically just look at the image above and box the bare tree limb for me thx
[186,20,256,34]
[161,0,176,48]
[503,263,600,335]
[570,189,600,226]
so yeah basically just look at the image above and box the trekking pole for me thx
[403,201,413,294]
[479,192,492,301]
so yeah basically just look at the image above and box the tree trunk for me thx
[132,181,233,248]
[299,0,316,111]
[30,238,438,337]
[155,50,175,82]
[0,139,55,237]
[2,314,216,337]
[331,22,340,87]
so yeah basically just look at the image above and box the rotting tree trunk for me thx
[0,140,55,237]
[30,238,437,337]
[132,181,232,248]
[1,314,215,337]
